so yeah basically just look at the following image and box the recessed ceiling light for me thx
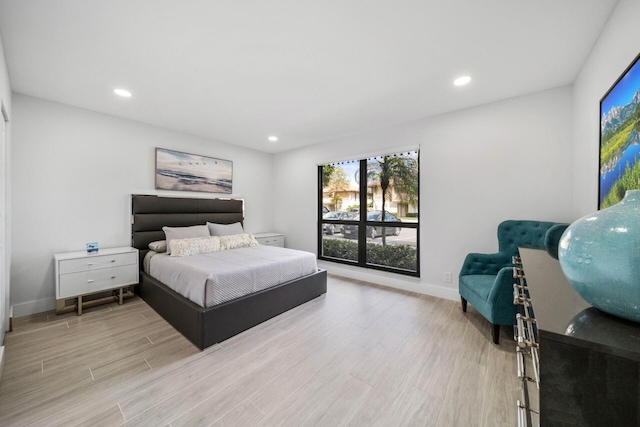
[268,136,278,142]
[453,76,471,86]
[114,88,132,97]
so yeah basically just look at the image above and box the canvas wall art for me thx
[155,148,232,194]
[599,52,640,209]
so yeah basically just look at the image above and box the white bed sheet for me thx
[146,245,318,308]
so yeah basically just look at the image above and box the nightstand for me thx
[253,232,285,247]
[54,246,139,315]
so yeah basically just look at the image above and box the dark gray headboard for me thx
[131,194,244,265]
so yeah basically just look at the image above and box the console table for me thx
[518,245,640,426]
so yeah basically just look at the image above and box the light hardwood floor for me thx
[0,275,520,426]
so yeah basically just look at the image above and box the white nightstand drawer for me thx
[254,233,285,247]
[259,236,284,247]
[59,264,139,298]
[59,251,137,274]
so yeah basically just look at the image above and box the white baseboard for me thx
[318,261,459,301]
[12,297,56,318]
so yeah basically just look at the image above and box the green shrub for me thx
[322,239,358,261]
[366,243,417,271]
[322,238,417,271]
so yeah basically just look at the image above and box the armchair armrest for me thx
[487,266,521,325]
[488,266,517,304]
[460,252,512,276]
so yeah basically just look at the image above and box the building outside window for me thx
[318,150,419,276]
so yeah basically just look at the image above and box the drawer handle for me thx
[87,263,94,266]
[516,401,525,427]
[516,347,524,378]
[515,314,539,349]
[111,260,116,263]
[531,346,540,388]
[88,279,94,283]
[516,315,526,348]
[111,276,116,279]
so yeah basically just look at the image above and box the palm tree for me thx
[367,154,418,245]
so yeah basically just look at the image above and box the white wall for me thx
[572,0,640,217]
[274,87,575,299]
[11,94,274,315]
[0,32,12,350]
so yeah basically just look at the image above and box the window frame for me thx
[317,153,420,277]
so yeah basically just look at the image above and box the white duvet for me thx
[147,245,318,308]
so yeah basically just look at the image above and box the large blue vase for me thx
[558,190,640,323]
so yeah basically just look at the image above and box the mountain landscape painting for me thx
[599,53,640,209]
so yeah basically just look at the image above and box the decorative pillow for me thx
[143,250,156,272]
[207,221,244,237]
[162,224,209,255]
[219,233,259,251]
[170,236,221,257]
[148,240,167,253]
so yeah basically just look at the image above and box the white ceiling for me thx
[0,0,619,153]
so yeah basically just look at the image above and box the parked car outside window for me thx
[322,206,330,214]
[322,211,356,235]
[342,211,401,239]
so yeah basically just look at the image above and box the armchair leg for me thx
[491,323,500,344]
[461,297,467,313]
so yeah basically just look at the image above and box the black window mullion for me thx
[317,166,324,257]
[358,159,368,266]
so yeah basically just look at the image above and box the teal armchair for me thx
[459,220,567,344]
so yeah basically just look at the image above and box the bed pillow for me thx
[207,221,244,237]
[147,240,167,253]
[163,224,209,255]
[219,233,259,251]
[170,236,221,257]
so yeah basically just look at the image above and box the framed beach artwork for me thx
[155,148,233,194]
[599,52,640,209]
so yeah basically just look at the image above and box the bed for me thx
[131,194,327,350]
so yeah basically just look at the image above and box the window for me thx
[318,150,419,276]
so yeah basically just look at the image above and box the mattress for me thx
[146,245,318,308]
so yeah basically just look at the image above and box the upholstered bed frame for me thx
[131,194,327,350]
